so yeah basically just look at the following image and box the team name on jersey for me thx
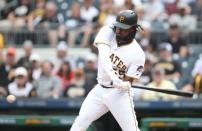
[110,53,127,78]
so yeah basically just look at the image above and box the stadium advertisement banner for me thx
[0,115,76,126]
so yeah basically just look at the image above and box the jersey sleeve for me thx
[126,52,145,79]
[93,25,114,47]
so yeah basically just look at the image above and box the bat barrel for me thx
[132,85,193,97]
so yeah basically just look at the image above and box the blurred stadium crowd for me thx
[0,0,202,101]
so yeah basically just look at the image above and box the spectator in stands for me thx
[113,0,142,8]
[0,47,17,97]
[164,0,179,16]
[135,5,147,24]
[181,54,202,99]
[165,23,187,54]
[17,40,33,68]
[92,0,115,46]
[76,0,99,47]
[66,68,85,98]
[137,21,158,64]
[0,0,6,10]
[0,0,6,19]
[174,46,197,89]
[65,2,92,47]
[32,0,46,18]
[138,59,152,85]
[141,66,178,101]
[192,54,202,80]
[65,2,85,32]
[80,0,99,23]
[189,0,202,21]
[0,1,11,29]
[34,61,62,99]
[57,61,74,94]
[97,0,116,25]
[191,54,202,98]
[50,41,75,72]
[83,53,97,95]
[169,2,197,36]
[124,0,135,10]
[8,67,34,98]
[143,0,166,29]
[0,50,6,97]
[155,43,181,84]
[28,53,41,82]
[5,0,33,30]
[36,1,65,47]
[0,50,3,64]
[28,0,46,32]
[93,0,115,30]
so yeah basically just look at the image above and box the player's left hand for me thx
[111,76,131,91]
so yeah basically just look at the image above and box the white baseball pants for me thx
[70,84,140,131]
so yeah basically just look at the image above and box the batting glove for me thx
[119,81,131,92]
[112,77,131,91]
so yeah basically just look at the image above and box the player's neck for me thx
[117,39,133,47]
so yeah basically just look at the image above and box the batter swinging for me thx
[70,10,145,131]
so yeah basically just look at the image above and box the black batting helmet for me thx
[113,10,140,45]
[114,10,138,29]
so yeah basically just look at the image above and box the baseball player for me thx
[70,10,145,131]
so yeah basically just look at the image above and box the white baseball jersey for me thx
[94,25,145,86]
[70,24,145,131]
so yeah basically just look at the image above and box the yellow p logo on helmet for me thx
[119,16,125,22]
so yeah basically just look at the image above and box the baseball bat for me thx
[131,85,193,97]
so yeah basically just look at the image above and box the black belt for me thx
[101,84,113,88]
